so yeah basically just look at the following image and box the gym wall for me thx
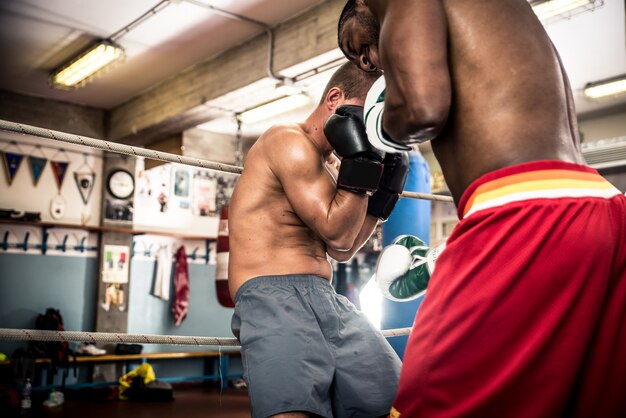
[0,133,237,361]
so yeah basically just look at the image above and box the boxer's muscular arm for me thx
[369,0,451,144]
[270,129,368,251]
[327,215,379,262]
[323,156,379,262]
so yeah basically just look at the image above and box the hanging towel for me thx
[172,246,190,326]
[153,244,172,301]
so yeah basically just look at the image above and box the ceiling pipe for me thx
[184,0,289,84]
[109,0,172,42]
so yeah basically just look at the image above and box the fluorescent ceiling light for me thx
[583,74,626,100]
[50,40,125,89]
[275,83,303,96]
[531,0,598,21]
[239,94,311,124]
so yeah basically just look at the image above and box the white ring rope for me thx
[401,191,454,203]
[0,327,410,348]
[0,119,454,203]
[381,327,412,338]
[0,119,243,175]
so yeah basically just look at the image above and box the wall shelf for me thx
[0,219,217,240]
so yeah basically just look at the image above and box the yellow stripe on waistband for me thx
[471,178,616,207]
[463,175,621,218]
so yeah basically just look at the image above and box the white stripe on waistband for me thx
[464,187,622,218]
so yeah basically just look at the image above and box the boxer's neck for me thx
[302,106,334,158]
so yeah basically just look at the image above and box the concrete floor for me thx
[28,385,252,418]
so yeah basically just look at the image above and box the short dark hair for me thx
[338,0,358,56]
[338,1,379,62]
[320,61,382,104]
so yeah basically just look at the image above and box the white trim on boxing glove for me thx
[375,236,447,302]
[364,76,411,154]
[374,244,417,302]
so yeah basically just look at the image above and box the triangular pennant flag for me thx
[2,151,24,185]
[74,172,96,204]
[28,155,47,186]
[50,160,69,191]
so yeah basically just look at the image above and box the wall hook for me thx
[204,239,211,264]
[40,229,49,254]
[56,234,69,252]
[17,232,30,251]
[75,236,88,253]
[1,231,9,251]
[144,243,154,258]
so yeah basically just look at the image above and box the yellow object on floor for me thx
[118,362,156,400]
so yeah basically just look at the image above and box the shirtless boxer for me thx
[228,62,404,418]
[338,1,626,417]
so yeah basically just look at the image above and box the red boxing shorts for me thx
[391,160,626,418]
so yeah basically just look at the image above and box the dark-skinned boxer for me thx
[338,1,626,417]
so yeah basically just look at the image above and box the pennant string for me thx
[2,140,24,154]
[31,145,47,159]
[51,147,70,162]
[0,138,101,159]
[76,153,94,173]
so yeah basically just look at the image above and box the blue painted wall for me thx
[0,253,98,355]
[128,259,236,352]
[0,253,241,382]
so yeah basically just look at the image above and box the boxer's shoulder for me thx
[259,124,321,169]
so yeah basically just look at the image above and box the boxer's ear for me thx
[359,55,378,72]
[359,45,380,72]
[325,86,345,112]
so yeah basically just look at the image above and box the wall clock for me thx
[107,169,135,200]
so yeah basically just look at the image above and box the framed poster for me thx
[193,171,217,216]
[102,244,130,284]
[216,172,237,215]
[174,168,190,197]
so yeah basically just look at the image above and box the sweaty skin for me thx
[228,98,379,298]
[341,0,585,204]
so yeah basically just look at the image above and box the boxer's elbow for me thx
[387,106,447,144]
[385,95,449,144]
[326,247,355,263]
[321,200,363,251]
[326,234,356,253]
[322,224,359,253]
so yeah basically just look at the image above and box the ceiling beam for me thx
[0,90,105,139]
[107,0,344,145]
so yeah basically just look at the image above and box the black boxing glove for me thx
[368,152,409,221]
[323,105,384,194]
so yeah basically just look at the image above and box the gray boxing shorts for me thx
[231,274,402,418]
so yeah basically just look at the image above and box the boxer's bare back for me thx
[339,0,585,203]
[228,124,335,298]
